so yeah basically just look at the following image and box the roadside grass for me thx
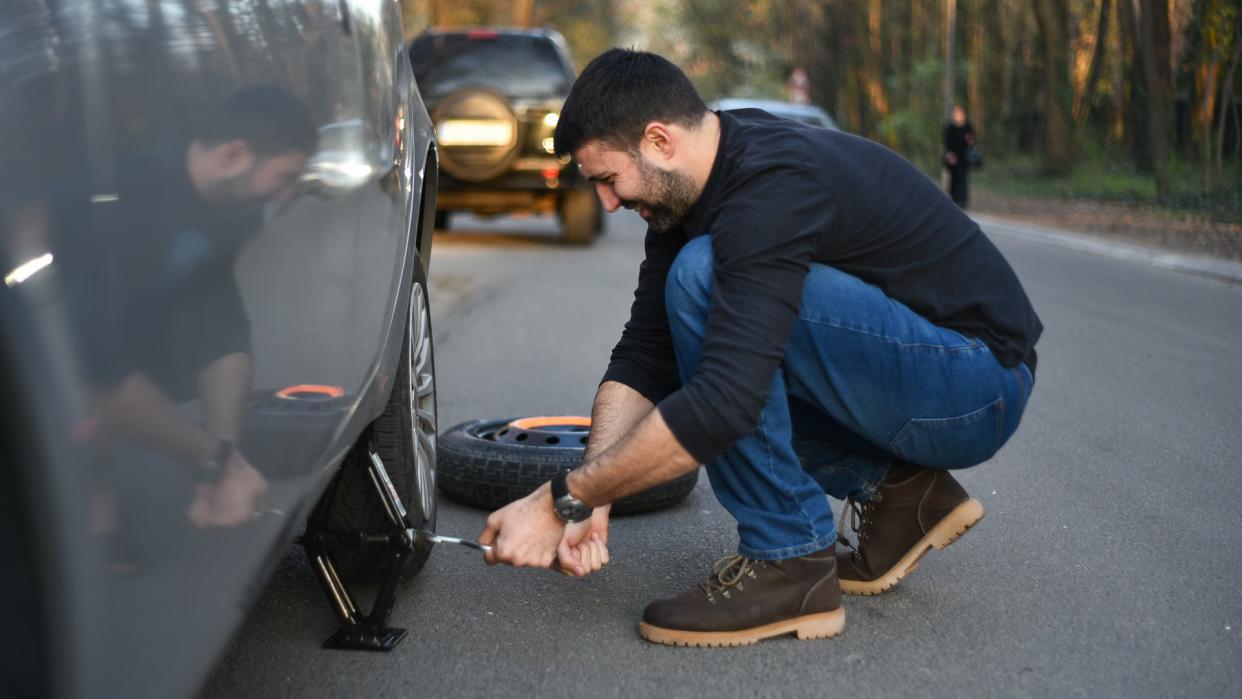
[975,155,1242,224]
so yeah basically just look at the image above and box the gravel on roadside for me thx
[971,188,1242,262]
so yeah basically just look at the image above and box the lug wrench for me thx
[412,529,492,553]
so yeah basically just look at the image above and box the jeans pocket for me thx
[889,398,1005,469]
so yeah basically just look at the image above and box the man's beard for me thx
[623,155,698,234]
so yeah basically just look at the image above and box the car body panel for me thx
[0,1,434,696]
[711,98,840,130]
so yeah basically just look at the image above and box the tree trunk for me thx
[432,0,453,27]
[943,0,957,122]
[834,0,869,136]
[864,0,891,124]
[801,2,839,123]
[983,0,1008,150]
[1139,0,1172,200]
[1074,0,1111,127]
[1032,0,1073,174]
[967,0,983,137]
[1117,0,1149,166]
[1199,54,1222,191]
[513,0,534,28]
[1215,23,1242,185]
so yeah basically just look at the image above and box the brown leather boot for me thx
[836,463,984,596]
[639,545,844,647]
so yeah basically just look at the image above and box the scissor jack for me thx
[299,452,420,651]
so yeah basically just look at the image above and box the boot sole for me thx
[840,498,985,596]
[638,608,845,648]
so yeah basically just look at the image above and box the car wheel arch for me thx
[416,144,439,275]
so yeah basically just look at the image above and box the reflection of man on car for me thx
[54,87,316,536]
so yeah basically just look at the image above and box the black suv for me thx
[410,28,603,244]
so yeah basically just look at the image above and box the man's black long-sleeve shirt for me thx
[602,110,1042,464]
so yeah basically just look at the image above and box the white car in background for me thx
[712,98,840,130]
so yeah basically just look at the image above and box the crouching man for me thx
[480,49,1041,647]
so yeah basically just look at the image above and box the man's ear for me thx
[214,139,256,177]
[640,122,676,161]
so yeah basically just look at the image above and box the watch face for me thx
[556,499,590,523]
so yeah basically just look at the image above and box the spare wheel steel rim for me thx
[474,416,592,448]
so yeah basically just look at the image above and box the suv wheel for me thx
[311,260,437,581]
[560,189,599,245]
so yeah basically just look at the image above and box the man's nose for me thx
[595,183,620,213]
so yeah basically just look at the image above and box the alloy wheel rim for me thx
[408,282,437,518]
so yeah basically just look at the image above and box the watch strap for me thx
[195,439,233,484]
[550,469,591,523]
[551,469,571,500]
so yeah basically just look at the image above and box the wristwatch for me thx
[550,470,592,523]
[195,439,233,484]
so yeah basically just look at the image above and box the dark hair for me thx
[553,49,707,157]
[196,86,317,157]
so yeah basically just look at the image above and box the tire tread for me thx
[437,419,697,515]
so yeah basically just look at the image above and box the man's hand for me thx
[480,483,566,570]
[188,452,268,528]
[556,505,611,578]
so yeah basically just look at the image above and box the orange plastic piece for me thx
[275,384,345,399]
[508,415,591,430]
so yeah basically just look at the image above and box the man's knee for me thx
[665,236,714,313]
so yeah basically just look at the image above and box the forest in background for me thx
[405,0,1241,223]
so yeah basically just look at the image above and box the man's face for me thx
[198,142,307,220]
[574,141,698,234]
[952,107,967,126]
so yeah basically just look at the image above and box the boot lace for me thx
[699,554,764,603]
[836,496,878,559]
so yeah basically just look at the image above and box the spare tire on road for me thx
[437,417,698,515]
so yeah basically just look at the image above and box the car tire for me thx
[560,188,598,245]
[436,417,698,515]
[434,87,520,183]
[311,259,438,582]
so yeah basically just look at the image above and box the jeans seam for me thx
[795,315,982,353]
[1012,365,1030,399]
[753,406,830,551]
[888,397,1004,462]
[993,396,1005,453]
[817,464,883,500]
[890,421,916,457]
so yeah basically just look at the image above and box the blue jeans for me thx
[666,237,1033,560]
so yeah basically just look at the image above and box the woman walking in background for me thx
[944,105,975,208]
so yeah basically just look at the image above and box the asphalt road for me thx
[202,209,1242,697]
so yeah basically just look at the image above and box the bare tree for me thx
[514,0,534,28]
[1074,0,1111,127]
[1032,0,1073,174]
[1215,19,1242,185]
[1139,0,1172,199]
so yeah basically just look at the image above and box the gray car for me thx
[1,1,441,696]
[711,98,840,130]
